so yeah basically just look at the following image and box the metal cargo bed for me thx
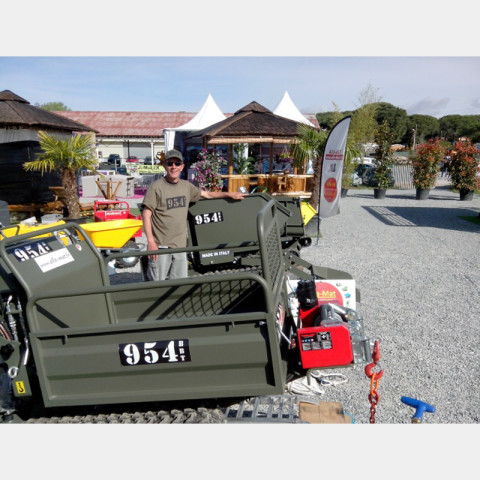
[0,199,290,408]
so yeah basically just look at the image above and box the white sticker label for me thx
[34,248,74,272]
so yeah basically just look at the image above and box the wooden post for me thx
[269,142,274,174]
[95,180,107,199]
[112,181,123,198]
[228,144,233,175]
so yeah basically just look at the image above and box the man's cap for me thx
[164,149,184,163]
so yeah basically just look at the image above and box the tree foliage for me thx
[411,138,445,190]
[404,114,441,145]
[439,115,480,143]
[315,83,480,147]
[342,139,361,187]
[449,138,480,191]
[35,101,71,111]
[373,121,395,189]
[349,84,381,148]
[374,102,408,143]
[316,102,344,130]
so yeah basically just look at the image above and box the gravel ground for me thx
[114,182,479,425]
[299,184,479,424]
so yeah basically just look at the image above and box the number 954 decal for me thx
[119,339,191,366]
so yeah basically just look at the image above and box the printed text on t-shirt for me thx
[166,196,187,209]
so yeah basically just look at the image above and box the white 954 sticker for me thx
[194,211,224,225]
[119,339,191,366]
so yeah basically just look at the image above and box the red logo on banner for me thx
[323,177,338,203]
[316,282,343,306]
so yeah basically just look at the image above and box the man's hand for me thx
[228,192,248,201]
[146,239,158,261]
[142,207,158,261]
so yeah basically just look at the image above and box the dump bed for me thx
[93,200,142,238]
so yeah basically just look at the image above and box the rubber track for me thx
[24,407,227,424]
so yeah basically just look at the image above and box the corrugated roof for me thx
[0,90,94,132]
[54,111,198,137]
[54,107,318,138]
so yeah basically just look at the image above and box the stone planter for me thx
[374,188,386,199]
[415,188,430,200]
[459,189,474,201]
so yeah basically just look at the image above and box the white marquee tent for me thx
[273,91,314,127]
[163,94,226,153]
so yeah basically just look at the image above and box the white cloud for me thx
[405,98,451,117]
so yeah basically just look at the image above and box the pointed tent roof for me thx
[174,94,226,131]
[0,90,95,132]
[187,100,309,144]
[273,91,314,127]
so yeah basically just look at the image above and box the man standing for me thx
[142,149,246,281]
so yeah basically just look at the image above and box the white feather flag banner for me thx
[319,116,352,218]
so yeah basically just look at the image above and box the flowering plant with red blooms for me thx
[191,149,226,191]
[412,138,445,190]
[449,138,480,192]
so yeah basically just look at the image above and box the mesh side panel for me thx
[265,220,282,288]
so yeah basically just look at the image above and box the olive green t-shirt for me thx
[142,176,202,248]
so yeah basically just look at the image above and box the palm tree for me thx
[23,131,97,219]
[289,123,328,208]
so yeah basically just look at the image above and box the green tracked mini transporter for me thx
[0,193,371,422]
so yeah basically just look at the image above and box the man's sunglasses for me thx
[166,160,183,167]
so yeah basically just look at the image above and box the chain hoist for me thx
[365,340,383,423]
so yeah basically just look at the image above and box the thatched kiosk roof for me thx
[0,90,95,133]
[186,101,317,146]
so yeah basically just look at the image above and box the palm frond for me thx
[290,124,327,168]
[23,131,97,173]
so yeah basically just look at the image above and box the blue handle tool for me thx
[401,396,435,423]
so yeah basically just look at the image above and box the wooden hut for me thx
[0,90,94,207]
[185,101,318,195]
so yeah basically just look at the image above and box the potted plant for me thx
[233,143,255,176]
[448,138,480,201]
[191,149,227,191]
[372,121,394,199]
[23,131,98,220]
[412,138,445,200]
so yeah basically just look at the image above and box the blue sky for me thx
[2,3,479,119]
[1,56,479,119]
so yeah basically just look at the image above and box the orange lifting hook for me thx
[365,340,383,380]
